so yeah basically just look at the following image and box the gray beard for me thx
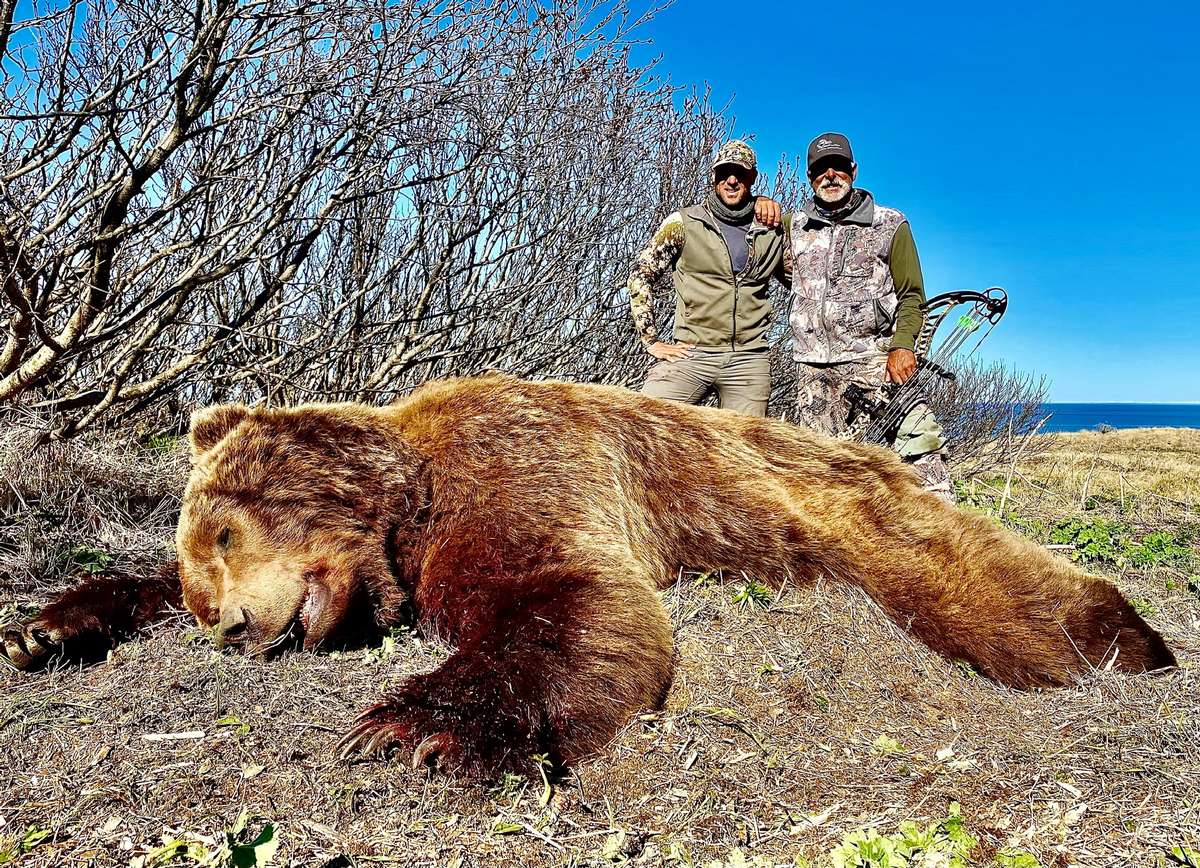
[815,178,852,204]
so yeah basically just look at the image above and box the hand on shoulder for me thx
[754,196,783,229]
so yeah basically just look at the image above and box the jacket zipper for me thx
[821,222,836,363]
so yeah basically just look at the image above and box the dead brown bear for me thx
[1,374,1176,777]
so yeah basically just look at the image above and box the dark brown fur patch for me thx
[1,564,182,669]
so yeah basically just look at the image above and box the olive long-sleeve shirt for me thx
[888,220,925,352]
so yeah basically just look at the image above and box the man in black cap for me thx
[788,132,952,501]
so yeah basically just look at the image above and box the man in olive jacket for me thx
[627,140,789,417]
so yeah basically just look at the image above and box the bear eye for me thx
[216,527,232,550]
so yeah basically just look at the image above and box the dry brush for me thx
[1,0,784,437]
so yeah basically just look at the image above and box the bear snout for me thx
[215,604,251,649]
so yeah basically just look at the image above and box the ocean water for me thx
[1039,403,1200,433]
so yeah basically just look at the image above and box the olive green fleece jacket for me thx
[626,203,791,351]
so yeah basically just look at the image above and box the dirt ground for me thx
[1,428,1197,867]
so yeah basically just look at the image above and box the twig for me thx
[141,730,205,741]
[1080,451,1101,509]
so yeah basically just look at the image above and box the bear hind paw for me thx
[339,692,544,779]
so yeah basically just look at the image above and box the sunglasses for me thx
[808,158,853,179]
[713,163,755,181]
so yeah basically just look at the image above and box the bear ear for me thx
[188,404,250,458]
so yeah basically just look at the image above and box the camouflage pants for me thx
[793,357,955,504]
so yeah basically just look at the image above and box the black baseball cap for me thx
[807,133,854,172]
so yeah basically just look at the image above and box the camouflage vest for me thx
[788,190,907,363]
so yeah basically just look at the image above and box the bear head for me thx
[177,402,423,653]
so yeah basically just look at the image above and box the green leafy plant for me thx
[64,545,114,574]
[954,659,978,678]
[996,848,1042,867]
[145,433,182,453]
[141,838,212,867]
[731,580,772,610]
[1169,844,1200,867]
[363,634,398,663]
[1048,520,1195,572]
[1007,514,1047,537]
[219,811,279,868]
[533,753,553,807]
[489,771,527,804]
[0,825,52,864]
[1126,530,1194,568]
[828,803,976,868]
[871,734,905,756]
[1130,597,1156,618]
[216,714,252,737]
[952,480,1025,527]
[1048,518,1128,566]
[133,812,278,867]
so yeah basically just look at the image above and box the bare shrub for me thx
[768,334,1051,475]
[0,417,184,599]
[0,0,749,436]
[927,357,1053,479]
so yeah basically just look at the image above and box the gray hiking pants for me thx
[641,348,771,417]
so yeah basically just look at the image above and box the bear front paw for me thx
[338,702,462,772]
[1,619,64,671]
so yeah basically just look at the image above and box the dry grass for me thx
[0,426,185,602]
[1017,428,1200,520]
[1,429,1197,867]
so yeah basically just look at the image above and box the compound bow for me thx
[843,287,1008,445]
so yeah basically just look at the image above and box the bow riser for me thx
[840,288,1008,446]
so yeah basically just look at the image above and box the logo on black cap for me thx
[807,132,854,170]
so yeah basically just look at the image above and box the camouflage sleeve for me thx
[627,213,685,346]
[888,221,926,352]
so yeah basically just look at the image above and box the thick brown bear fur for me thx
[2,374,1177,777]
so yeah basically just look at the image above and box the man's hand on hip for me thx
[886,348,917,384]
[754,197,783,228]
[648,341,696,361]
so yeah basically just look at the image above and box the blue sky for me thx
[633,1,1199,402]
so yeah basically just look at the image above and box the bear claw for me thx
[339,708,461,774]
[1,621,59,670]
[412,731,456,771]
[338,711,411,760]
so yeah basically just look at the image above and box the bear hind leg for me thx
[340,563,674,778]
